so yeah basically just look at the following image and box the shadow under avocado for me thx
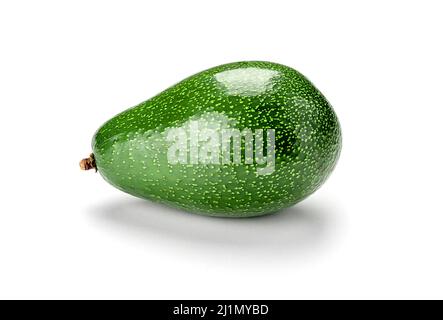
[88,196,340,257]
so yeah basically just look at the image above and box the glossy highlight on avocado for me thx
[84,61,341,217]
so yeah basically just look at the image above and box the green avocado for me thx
[83,61,341,217]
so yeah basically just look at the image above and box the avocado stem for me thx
[80,153,97,172]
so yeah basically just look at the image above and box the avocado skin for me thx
[92,61,341,217]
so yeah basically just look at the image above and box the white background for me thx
[0,0,442,299]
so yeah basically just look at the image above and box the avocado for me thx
[81,61,341,217]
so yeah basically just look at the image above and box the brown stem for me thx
[79,153,97,172]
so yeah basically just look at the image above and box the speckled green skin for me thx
[92,61,341,217]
